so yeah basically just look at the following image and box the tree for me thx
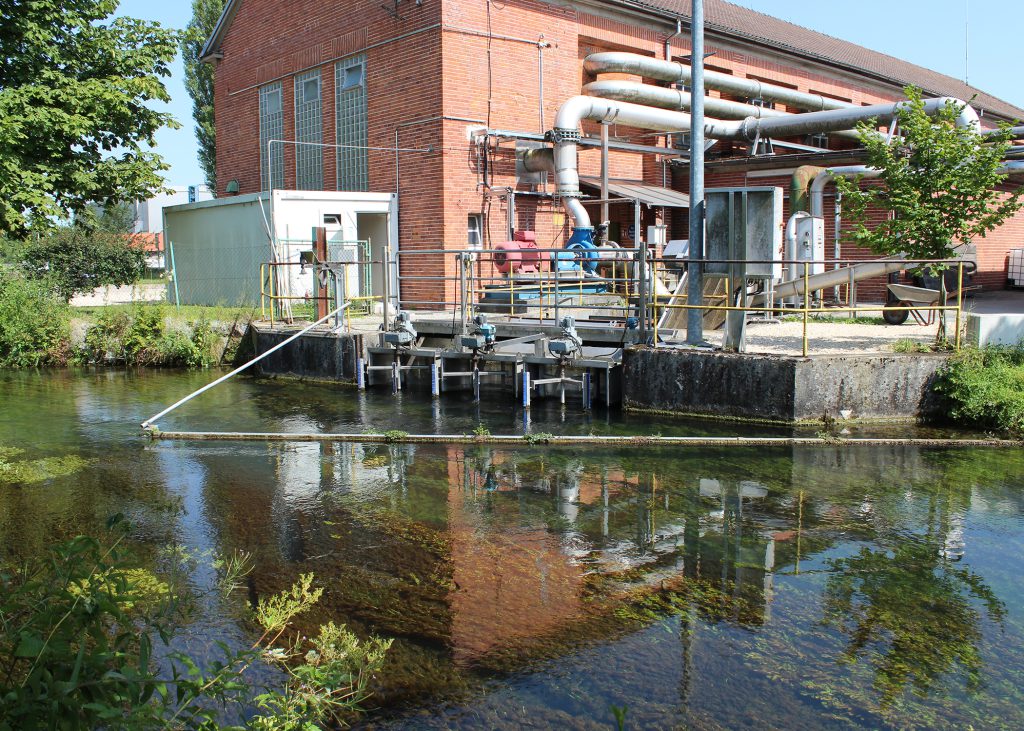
[15,225,146,301]
[0,1,179,237]
[183,0,227,195]
[835,86,1024,263]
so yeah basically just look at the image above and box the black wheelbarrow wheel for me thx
[883,304,909,325]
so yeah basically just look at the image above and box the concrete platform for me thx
[622,347,949,423]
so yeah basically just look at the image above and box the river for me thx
[1,369,1023,729]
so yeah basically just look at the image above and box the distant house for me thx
[131,186,213,270]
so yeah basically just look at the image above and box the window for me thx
[259,82,284,190]
[336,55,368,191]
[468,214,483,248]
[294,70,323,190]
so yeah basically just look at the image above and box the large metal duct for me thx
[583,79,861,139]
[547,95,979,231]
[584,52,854,113]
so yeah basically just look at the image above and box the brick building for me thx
[202,0,1024,302]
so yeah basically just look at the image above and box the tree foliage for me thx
[0,0,180,236]
[835,86,1024,262]
[13,225,146,301]
[183,0,227,195]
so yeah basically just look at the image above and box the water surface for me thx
[1,370,1022,729]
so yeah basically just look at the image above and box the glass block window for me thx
[336,55,368,191]
[294,70,323,190]
[259,82,284,191]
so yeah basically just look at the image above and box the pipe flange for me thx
[547,127,581,144]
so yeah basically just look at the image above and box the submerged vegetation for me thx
[932,345,1024,434]
[0,517,391,729]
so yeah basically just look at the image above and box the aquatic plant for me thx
[0,445,91,484]
[0,516,391,729]
[79,305,217,368]
[523,431,554,444]
[0,274,71,367]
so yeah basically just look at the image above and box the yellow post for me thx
[802,261,810,357]
[954,261,964,351]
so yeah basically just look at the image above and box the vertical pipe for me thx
[686,0,705,345]
[600,123,610,225]
[802,262,810,357]
[955,262,964,350]
[538,37,546,133]
[636,200,647,341]
[382,244,392,327]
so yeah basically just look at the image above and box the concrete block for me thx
[622,347,951,422]
[965,312,1024,347]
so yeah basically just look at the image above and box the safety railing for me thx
[260,259,381,331]
[391,244,971,356]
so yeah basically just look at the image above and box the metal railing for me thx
[390,245,968,355]
[260,259,380,331]
[256,242,968,355]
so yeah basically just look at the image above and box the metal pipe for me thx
[687,0,706,345]
[583,80,861,139]
[664,18,682,60]
[584,51,852,112]
[600,122,610,224]
[810,166,880,217]
[141,302,349,428]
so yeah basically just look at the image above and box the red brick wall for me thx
[212,0,1021,307]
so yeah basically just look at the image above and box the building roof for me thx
[202,0,1024,121]
[580,177,690,207]
[621,0,1024,121]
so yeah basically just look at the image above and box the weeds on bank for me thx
[932,345,1024,435]
[78,305,217,368]
[0,515,391,729]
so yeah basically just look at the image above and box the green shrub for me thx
[932,345,1024,434]
[0,274,71,367]
[79,306,215,368]
[0,518,391,729]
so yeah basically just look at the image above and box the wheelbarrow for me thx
[882,283,975,325]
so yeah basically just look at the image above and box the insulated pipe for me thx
[584,51,852,112]
[810,165,880,217]
[735,96,979,141]
[583,80,862,139]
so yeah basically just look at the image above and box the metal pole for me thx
[382,244,392,326]
[636,200,647,341]
[141,302,348,428]
[600,123,610,225]
[686,0,706,345]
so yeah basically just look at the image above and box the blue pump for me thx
[564,226,598,273]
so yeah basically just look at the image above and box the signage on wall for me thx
[626,223,636,241]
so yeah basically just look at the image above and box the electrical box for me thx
[647,225,667,248]
[1010,248,1024,288]
[705,186,784,279]
[793,215,826,276]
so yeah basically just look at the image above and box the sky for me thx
[115,0,1023,187]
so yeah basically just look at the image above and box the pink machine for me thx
[492,231,546,274]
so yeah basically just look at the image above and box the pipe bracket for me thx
[547,127,581,143]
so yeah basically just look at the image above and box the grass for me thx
[780,314,887,325]
[71,302,258,323]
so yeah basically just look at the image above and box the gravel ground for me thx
[738,318,939,355]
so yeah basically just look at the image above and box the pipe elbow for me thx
[554,95,603,130]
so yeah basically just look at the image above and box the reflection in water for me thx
[2,371,1024,729]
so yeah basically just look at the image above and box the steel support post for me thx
[686,0,706,345]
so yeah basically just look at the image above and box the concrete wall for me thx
[622,347,950,422]
[251,325,363,382]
